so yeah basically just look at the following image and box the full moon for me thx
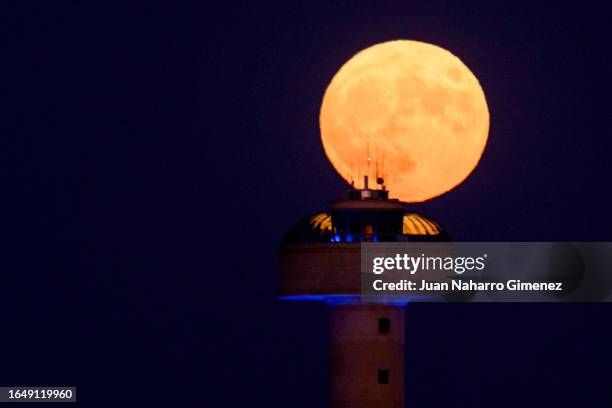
[320,40,489,202]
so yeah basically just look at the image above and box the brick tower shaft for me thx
[330,303,405,408]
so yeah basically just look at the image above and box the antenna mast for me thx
[366,141,371,183]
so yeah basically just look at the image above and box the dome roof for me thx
[282,210,447,246]
[402,213,442,235]
[282,212,333,245]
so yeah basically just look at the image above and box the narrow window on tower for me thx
[378,369,390,384]
[378,318,390,333]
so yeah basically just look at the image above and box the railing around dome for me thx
[283,231,448,245]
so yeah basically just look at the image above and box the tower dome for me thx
[281,204,449,246]
[278,188,449,299]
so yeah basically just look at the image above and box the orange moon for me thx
[320,40,489,202]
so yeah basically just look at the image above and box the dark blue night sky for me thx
[6,1,612,406]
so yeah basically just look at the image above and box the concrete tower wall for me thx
[277,244,361,296]
[330,304,405,408]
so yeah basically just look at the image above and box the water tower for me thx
[278,182,448,407]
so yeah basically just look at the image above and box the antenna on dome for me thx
[366,141,371,185]
[375,138,384,188]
